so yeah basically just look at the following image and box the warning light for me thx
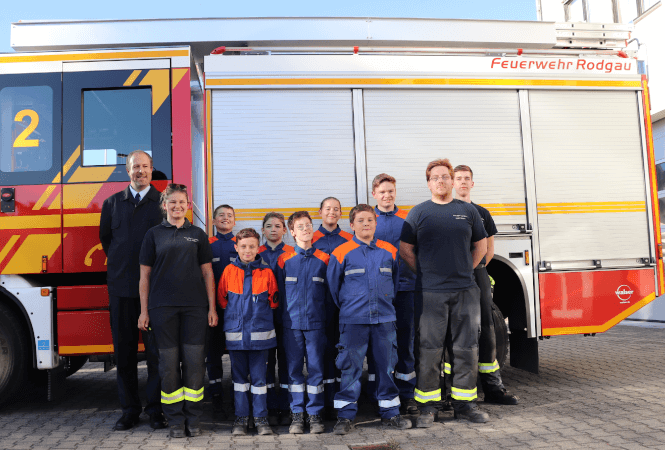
[525,250,530,266]
[41,288,50,296]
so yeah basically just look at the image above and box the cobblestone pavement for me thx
[2,324,665,450]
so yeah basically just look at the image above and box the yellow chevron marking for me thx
[124,70,141,86]
[48,193,61,210]
[2,234,62,274]
[67,166,116,183]
[33,185,56,210]
[139,69,170,115]
[63,213,101,227]
[63,146,81,177]
[172,68,188,89]
[0,215,60,229]
[0,236,20,266]
[63,184,103,210]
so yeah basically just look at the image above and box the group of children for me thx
[210,174,414,436]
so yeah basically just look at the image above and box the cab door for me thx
[0,69,63,275]
[61,61,172,273]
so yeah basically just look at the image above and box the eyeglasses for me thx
[295,223,314,231]
[430,176,451,182]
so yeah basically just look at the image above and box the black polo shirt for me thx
[139,218,213,310]
[472,202,498,266]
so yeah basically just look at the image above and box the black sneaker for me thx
[415,410,435,428]
[307,414,325,434]
[382,414,412,430]
[484,388,519,405]
[169,424,186,438]
[333,418,354,435]
[232,416,249,436]
[289,412,304,434]
[400,397,420,415]
[254,416,273,435]
[454,404,489,423]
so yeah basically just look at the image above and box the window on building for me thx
[0,85,54,173]
[82,88,151,167]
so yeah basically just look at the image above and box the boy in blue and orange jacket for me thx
[218,228,278,436]
[207,204,238,419]
[276,211,329,434]
[327,204,412,435]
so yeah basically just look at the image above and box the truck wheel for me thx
[493,302,509,369]
[63,356,88,377]
[0,302,30,406]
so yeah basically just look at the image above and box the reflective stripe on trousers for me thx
[414,388,441,403]
[161,387,185,404]
[184,386,204,402]
[451,386,478,401]
[478,360,500,374]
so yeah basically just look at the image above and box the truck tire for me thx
[0,302,30,406]
[493,301,509,370]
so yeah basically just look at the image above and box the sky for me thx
[1,0,537,53]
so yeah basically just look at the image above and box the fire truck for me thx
[0,17,660,403]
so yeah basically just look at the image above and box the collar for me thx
[233,255,264,271]
[264,242,285,252]
[123,185,159,202]
[295,244,315,256]
[161,218,192,229]
[215,231,235,241]
[318,225,342,236]
[352,235,376,248]
[375,205,398,217]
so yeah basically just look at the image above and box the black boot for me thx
[333,418,354,435]
[454,403,489,423]
[307,414,325,434]
[484,388,518,405]
[382,414,412,430]
[232,416,249,436]
[289,412,304,434]
[255,417,273,435]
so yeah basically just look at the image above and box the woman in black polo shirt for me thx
[138,183,218,438]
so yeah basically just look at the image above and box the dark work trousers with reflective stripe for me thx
[230,349,270,418]
[284,327,327,415]
[475,266,504,393]
[206,306,225,398]
[335,322,400,421]
[323,294,340,409]
[414,288,481,413]
[108,295,161,416]
[267,322,289,412]
[366,291,416,401]
[151,306,207,428]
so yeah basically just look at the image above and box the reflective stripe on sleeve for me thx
[395,371,416,381]
[379,267,392,274]
[226,332,242,341]
[451,387,478,401]
[251,385,268,395]
[378,396,400,408]
[161,387,185,404]
[312,277,324,283]
[212,257,220,262]
[184,386,204,402]
[414,388,441,403]
[251,330,276,340]
[307,384,325,394]
[286,277,298,282]
[234,382,250,392]
[345,268,365,276]
[478,360,500,373]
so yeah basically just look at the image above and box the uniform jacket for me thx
[312,225,353,255]
[209,231,237,283]
[218,257,279,350]
[374,206,416,292]
[259,242,295,273]
[327,236,399,325]
[99,185,163,297]
[276,245,330,330]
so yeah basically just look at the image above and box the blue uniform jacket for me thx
[374,206,416,292]
[259,242,294,325]
[327,236,399,325]
[210,231,237,283]
[218,257,278,351]
[276,245,330,331]
[312,225,353,255]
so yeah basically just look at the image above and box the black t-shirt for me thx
[400,199,487,292]
[139,218,213,310]
[472,202,498,266]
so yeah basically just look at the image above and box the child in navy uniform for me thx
[218,228,278,436]
[276,211,330,434]
[327,204,412,434]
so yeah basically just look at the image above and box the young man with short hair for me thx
[453,165,518,406]
[327,204,412,434]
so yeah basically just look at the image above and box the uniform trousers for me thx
[109,295,162,416]
[323,295,340,408]
[151,306,207,428]
[475,267,504,392]
[229,349,270,418]
[335,322,400,420]
[414,288,481,412]
[267,322,290,411]
[283,327,327,415]
[206,306,225,398]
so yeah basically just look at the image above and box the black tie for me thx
[135,192,141,205]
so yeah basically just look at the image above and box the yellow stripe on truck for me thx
[2,234,62,274]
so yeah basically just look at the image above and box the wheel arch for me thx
[487,255,530,325]
[0,285,37,368]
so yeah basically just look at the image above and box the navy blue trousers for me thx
[283,328,327,414]
[206,306,225,397]
[230,350,269,418]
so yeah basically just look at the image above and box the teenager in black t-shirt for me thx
[138,184,218,438]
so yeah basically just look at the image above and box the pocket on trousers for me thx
[335,344,352,371]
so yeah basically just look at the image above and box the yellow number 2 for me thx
[13,109,40,148]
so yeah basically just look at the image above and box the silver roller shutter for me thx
[211,90,356,243]
[529,90,651,268]
[362,89,527,231]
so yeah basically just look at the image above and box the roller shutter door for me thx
[211,90,356,241]
[529,90,651,267]
[363,89,526,231]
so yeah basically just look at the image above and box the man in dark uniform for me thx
[400,158,489,426]
[99,150,167,431]
[453,164,518,405]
